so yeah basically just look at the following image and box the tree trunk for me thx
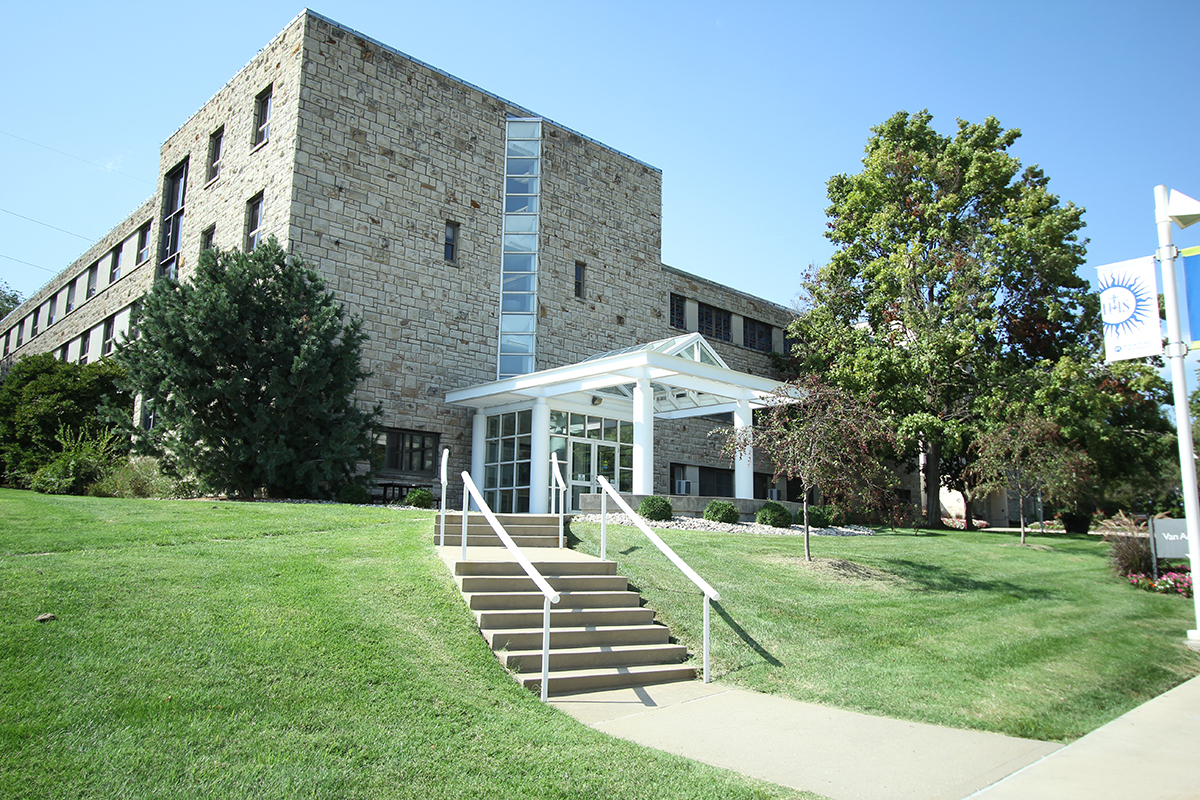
[924,439,941,528]
[802,494,812,561]
[1020,502,1027,546]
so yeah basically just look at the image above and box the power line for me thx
[0,253,56,274]
[0,129,153,185]
[0,207,93,241]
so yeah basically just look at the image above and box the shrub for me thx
[638,495,673,521]
[756,500,792,528]
[703,500,740,524]
[88,456,192,498]
[1099,511,1154,576]
[28,427,118,496]
[405,487,434,509]
[337,483,372,505]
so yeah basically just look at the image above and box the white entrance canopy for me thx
[445,333,787,512]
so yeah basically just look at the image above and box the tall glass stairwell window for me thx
[499,118,541,379]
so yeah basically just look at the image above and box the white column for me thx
[733,398,754,499]
[632,376,655,495]
[471,410,487,511]
[529,399,550,513]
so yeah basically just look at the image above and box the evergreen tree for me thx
[116,239,379,498]
[0,280,20,320]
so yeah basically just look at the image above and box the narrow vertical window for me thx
[159,160,188,280]
[58,344,68,362]
[136,223,151,263]
[670,293,686,329]
[2,330,8,357]
[15,321,23,348]
[743,318,772,352]
[86,263,98,298]
[253,85,272,147]
[66,281,76,313]
[109,246,122,283]
[47,293,57,326]
[574,261,586,299]
[201,225,216,252]
[207,127,224,182]
[78,332,89,365]
[30,308,39,337]
[444,222,459,262]
[245,194,264,251]
[102,316,116,355]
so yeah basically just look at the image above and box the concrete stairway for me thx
[435,515,695,696]
[434,512,563,548]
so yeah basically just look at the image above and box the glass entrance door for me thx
[570,441,618,511]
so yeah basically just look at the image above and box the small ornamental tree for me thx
[970,412,1092,545]
[719,375,895,560]
[115,239,379,499]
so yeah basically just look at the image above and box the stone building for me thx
[0,10,798,511]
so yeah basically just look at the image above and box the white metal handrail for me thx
[460,471,560,701]
[438,448,450,546]
[595,475,719,684]
[550,453,568,547]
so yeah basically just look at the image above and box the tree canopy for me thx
[788,110,1100,526]
[116,239,379,498]
[0,281,20,320]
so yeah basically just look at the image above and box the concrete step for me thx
[476,606,656,630]
[484,623,671,651]
[458,574,630,593]
[499,642,689,672]
[518,663,697,696]
[455,560,617,576]
[436,533,562,548]
[467,590,641,611]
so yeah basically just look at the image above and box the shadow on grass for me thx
[713,600,783,667]
[881,558,1056,599]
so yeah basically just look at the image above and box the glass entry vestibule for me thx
[448,333,787,514]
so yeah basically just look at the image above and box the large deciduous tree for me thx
[0,281,21,320]
[789,110,1095,527]
[116,239,379,499]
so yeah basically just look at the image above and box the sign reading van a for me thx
[1149,518,1191,560]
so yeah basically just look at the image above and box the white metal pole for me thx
[1154,184,1200,640]
[439,448,449,546]
[601,489,608,561]
[703,595,711,684]
[461,487,469,563]
[541,596,551,702]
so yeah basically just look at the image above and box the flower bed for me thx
[940,517,991,530]
[1127,569,1193,598]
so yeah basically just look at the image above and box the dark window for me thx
[698,465,734,497]
[2,331,8,357]
[30,308,38,337]
[253,85,272,146]
[128,301,141,340]
[109,246,122,283]
[66,281,76,313]
[743,318,772,352]
[201,225,216,252]
[136,223,151,263]
[574,261,585,299]
[697,303,731,342]
[47,293,57,326]
[58,344,67,362]
[753,472,772,500]
[207,127,224,182]
[15,321,22,347]
[444,222,459,261]
[383,429,440,475]
[78,333,89,365]
[246,193,264,251]
[159,160,188,280]
[670,293,686,329]
[86,263,98,299]
[140,400,156,431]
[102,316,116,356]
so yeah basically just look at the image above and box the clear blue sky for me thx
[3,0,1199,322]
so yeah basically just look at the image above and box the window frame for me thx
[159,160,188,280]
[101,316,116,356]
[136,223,151,264]
[574,261,586,300]
[109,245,122,283]
[697,302,732,342]
[201,224,216,252]
[245,193,264,251]
[252,85,272,147]
[444,221,459,262]
[206,126,224,183]
[380,429,441,476]
[86,262,99,299]
[669,293,686,330]
[743,317,772,352]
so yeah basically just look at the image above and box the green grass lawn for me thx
[568,520,1200,743]
[0,490,806,800]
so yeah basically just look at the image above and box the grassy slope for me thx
[0,491,806,800]
[568,521,1200,742]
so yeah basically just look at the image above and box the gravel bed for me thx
[570,512,874,537]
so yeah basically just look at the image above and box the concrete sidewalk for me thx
[552,681,1060,800]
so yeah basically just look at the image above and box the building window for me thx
[380,429,440,475]
[30,308,39,337]
[2,331,8,357]
[58,344,68,362]
[253,85,272,147]
[140,400,156,431]
[102,316,116,356]
[697,303,732,342]
[744,318,772,352]
[47,293,56,326]
[129,301,142,340]
[499,117,542,379]
[66,281,76,313]
[207,127,224,182]
[159,160,188,280]
[444,222,459,262]
[78,333,89,365]
[109,246,122,283]
[14,321,22,348]
[86,263,98,299]
[136,223,151,264]
[201,224,216,252]
[245,194,264,251]
[482,410,533,513]
[574,262,586,299]
[670,293,686,329]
